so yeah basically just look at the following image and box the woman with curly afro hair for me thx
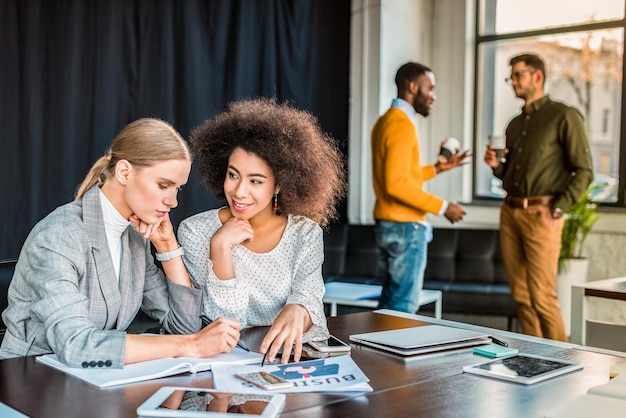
[179,98,347,364]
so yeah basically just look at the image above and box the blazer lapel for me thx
[83,186,121,329]
[116,228,146,330]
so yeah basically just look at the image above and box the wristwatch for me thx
[155,246,185,261]
[551,208,563,219]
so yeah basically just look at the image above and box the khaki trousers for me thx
[499,203,567,342]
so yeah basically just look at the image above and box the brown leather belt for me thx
[504,195,554,209]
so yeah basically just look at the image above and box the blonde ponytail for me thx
[74,119,191,200]
[74,154,113,200]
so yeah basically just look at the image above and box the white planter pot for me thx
[557,258,590,337]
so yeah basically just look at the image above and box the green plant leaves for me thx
[559,184,601,273]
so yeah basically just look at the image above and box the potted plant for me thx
[557,183,601,337]
[558,184,601,273]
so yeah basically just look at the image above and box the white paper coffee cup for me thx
[439,137,460,161]
[488,135,506,162]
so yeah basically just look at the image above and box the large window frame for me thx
[473,0,626,207]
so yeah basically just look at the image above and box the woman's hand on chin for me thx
[129,214,156,238]
[129,213,174,244]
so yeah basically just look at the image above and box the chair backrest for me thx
[323,224,380,284]
[322,223,349,278]
[0,259,18,333]
[425,228,506,286]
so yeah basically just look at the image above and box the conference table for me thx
[1,309,626,417]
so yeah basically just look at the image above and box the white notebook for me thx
[36,348,263,388]
[349,325,491,356]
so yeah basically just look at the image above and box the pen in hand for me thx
[260,350,292,367]
[200,315,250,352]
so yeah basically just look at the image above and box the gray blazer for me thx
[0,186,202,368]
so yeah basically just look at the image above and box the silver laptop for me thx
[349,325,491,356]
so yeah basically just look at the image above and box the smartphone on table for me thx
[307,335,351,353]
[235,371,294,390]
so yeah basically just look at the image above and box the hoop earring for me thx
[273,193,279,213]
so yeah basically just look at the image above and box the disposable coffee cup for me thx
[439,137,460,162]
[488,135,506,162]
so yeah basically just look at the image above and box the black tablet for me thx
[463,353,583,385]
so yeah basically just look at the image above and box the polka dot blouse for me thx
[178,208,329,342]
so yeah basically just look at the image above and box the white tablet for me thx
[463,353,583,385]
[136,387,286,417]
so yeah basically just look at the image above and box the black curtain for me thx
[0,0,350,260]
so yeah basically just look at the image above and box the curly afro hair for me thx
[191,98,347,227]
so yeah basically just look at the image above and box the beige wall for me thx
[586,230,626,281]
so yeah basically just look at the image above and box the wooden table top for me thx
[1,311,625,417]
[583,277,626,301]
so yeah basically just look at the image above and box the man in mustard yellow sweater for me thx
[372,62,470,313]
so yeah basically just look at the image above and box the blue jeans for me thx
[375,220,431,313]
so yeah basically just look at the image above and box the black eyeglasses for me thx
[505,69,535,84]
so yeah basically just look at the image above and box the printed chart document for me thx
[350,324,491,356]
[546,373,626,418]
[212,355,373,393]
[36,348,263,388]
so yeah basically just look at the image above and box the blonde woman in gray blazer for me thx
[0,118,241,369]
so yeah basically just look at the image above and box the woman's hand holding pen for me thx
[191,316,242,358]
[201,315,249,352]
[260,304,312,365]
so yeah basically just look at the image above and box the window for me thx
[474,0,625,205]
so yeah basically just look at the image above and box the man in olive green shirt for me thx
[484,53,593,342]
